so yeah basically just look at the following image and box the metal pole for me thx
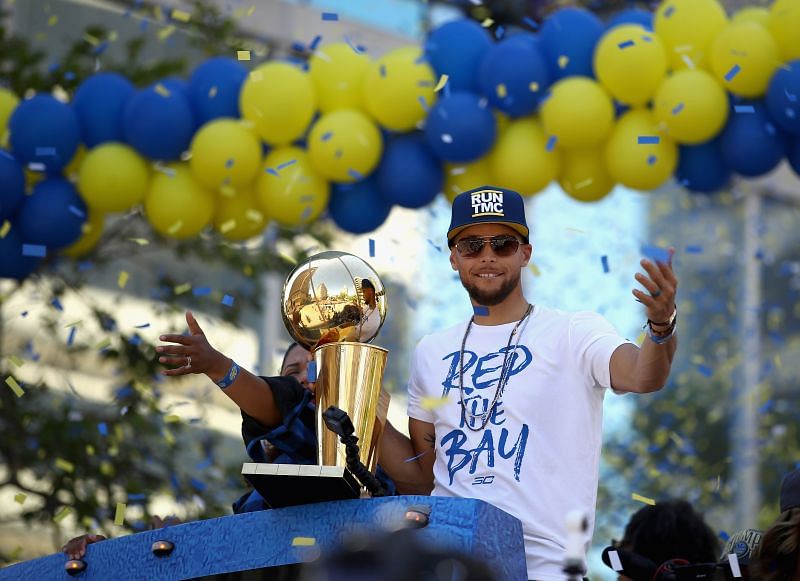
[258,225,283,375]
[734,187,761,529]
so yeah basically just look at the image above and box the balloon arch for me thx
[1,0,799,280]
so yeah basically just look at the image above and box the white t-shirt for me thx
[407,305,634,580]
[359,305,381,341]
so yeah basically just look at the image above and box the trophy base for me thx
[242,463,361,508]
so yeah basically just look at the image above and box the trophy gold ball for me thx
[281,251,387,350]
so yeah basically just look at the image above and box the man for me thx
[380,186,679,580]
[358,278,381,341]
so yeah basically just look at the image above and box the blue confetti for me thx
[64,71,76,81]
[290,40,306,53]
[724,65,741,82]
[134,322,151,328]
[696,364,713,377]
[306,360,317,382]
[35,146,56,156]
[546,135,558,152]
[189,477,206,492]
[78,260,93,272]
[225,158,234,168]
[92,41,109,56]
[51,298,64,311]
[192,286,212,296]
[495,26,505,39]
[321,131,333,142]
[368,239,375,257]
[664,5,676,18]
[68,205,86,218]
[618,40,635,49]
[265,168,279,176]
[672,102,685,115]
[685,245,703,254]
[343,35,364,54]
[98,422,108,436]
[379,64,387,78]
[129,335,142,346]
[638,136,660,145]
[67,327,77,346]
[309,35,323,51]
[321,12,338,21]
[347,168,363,180]
[22,244,46,257]
[601,255,609,273]
[734,105,755,114]
[647,155,657,166]
[522,16,538,30]
[127,493,146,502]
[473,305,490,317]
[277,159,297,170]
[221,294,234,307]
[640,244,670,264]
[417,95,429,112]
[719,530,730,541]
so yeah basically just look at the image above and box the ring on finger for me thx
[186,356,192,368]
[650,288,662,298]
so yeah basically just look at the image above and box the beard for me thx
[459,269,521,307]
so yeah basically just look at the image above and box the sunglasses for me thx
[454,235,521,258]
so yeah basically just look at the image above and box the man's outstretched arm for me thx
[378,418,436,495]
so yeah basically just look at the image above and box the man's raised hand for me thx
[156,311,231,380]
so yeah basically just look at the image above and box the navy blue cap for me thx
[780,468,800,513]
[447,186,529,245]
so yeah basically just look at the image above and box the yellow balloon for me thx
[256,147,329,227]
[363,46,436,132]
[655,0,728,70]
[594,25,668,106]
[239,62,316,145]
[213,186,268,241]
[190,119,261,189]
[541,78,615,149]
[307,109,382,183]
[653,69,729,144]
[559,149,615,202]
[732,7,770,28]
[309,43,370,113]
[711,22,779,98]
[78,143,150,212]
[144,165,215,239]
[62,212,105,258]
[489,118,561,197]
[64,145,87,181]
[0,87,18,148]
[770,0,800,62]
[443,158,494,202]
[604,109,678,191]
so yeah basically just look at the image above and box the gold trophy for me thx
[242,251,390,508]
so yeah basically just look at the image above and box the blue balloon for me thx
[606,8,654,31]
[676,138,732,194]
[424,92,496,163]
[766,60,800,136]
[505,32,540,52]
[328,178,392,234]
[0,228,42,281]
[188,57,248,124]
[539,7,604,80]
[788,134,800,178]
[377,134,443,208]
[0,150,26,222]
[122,83,195,161]
[720,101,786,177]
[9,94,81,173]
[424,19,494,93]
[72,73,135,148]
[14,178,87,249]
[478,37,550,117]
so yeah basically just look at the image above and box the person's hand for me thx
[61,533,106,560]
[156,311,231,382]
[632,247,678,324]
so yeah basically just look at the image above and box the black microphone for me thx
[601,546,659,581]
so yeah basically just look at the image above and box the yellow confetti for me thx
[421,396,448,411]
[249,70,263,82]
[86,444,95,456]
[114,502,126,526]
[575,178,594,190]
[9,355,24,368]
[128,238,149,246]
[245,209,263,222]
[279,252,298,265]
[65,320,82,328]
[558,55,569,69]
[171,8,191,22]
[529,81,539,92]
[247,5,256,16]
[164,414,181,423]
[14,493,26,504]
[56,458,75,473]
[292,537,316,546]
[5,377,24,397]
[433,74,449,92]
[167,220,183,235]
[219,184,236,197]
[153,5,163,20]
[163,429,175,445]
[117,271,129,289]
[528,263,541,277]
[237,50,251,61]
[631,493,655,505]
[243,264,254,277]
[496,84,507,99]
[220,220,236,233]
[94,338,111,351]
[48,14,58,26]
[174,283,192,295]
[109,31,118,42]
[154,83,171,97]
[83,32,99,46]
[0,220,10,238]
[54,507,73,523]
[480,18,494,28]
[158,25,176,41]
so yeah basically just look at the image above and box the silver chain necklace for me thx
[458,304,533,432]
